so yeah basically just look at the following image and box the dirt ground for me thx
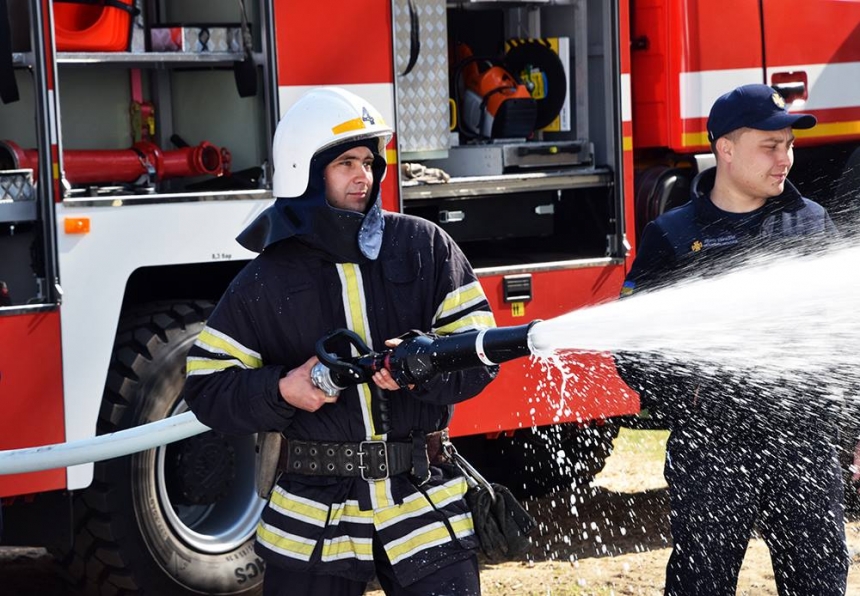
[2,429,859,595]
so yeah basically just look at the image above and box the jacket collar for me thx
[690,167,805,226]
[236,189,385,262]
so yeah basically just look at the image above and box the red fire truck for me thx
[1,0,858,594]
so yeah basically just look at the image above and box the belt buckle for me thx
[358,440,388,481]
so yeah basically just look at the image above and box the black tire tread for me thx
[54,300,214,595]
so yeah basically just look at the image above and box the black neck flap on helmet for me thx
[236,138,387,262]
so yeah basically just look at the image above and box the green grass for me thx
[613,428,669,460]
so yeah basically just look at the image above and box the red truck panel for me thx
[633,0,860,153]
[450,264,640,436]
[632,0,763,150]
[272,1,399,210]
[762,0,860,66]
[273,1,394,87]
[763,0,860,147]
[0,311,65,496]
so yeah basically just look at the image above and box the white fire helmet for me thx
[272,87,394,198]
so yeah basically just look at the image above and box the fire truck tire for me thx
[633,165,691,243]
[56,300,266,596]
[474,421,620,498]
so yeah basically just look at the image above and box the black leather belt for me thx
[280,430,448,482]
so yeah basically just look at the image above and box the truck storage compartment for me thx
[3,0,271,198]
[406,191,556,243]
[403,172,614,268]
[0,64,46,308]
[396,0,623,271]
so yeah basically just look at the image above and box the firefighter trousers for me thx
[262,531,481,596]
[662,423,848,596]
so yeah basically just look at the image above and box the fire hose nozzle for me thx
[309,321,540,396]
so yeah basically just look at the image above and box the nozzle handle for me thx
[314,329,377,386]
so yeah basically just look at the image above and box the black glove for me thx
[467,482,536,561]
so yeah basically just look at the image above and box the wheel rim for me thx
[155,401,266,554]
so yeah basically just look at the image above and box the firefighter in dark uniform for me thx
[617,84,849,595]
[183,88,496,596]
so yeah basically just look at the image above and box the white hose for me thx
[0,411,209,475]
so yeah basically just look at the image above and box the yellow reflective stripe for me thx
[427,476,469,503]
[332,501,374,523]
[196,328,262,369]
[374,477,468,528]
[336,263,394,504]
[451,514,475,537]
[340,264,369,347]
[435,312,496,336]
[185,357,244,375]
[386,514,475,564]
[338,264,377,439]
[269,489,330,526]
[387,524,450,562]
[435,282,487,321]
[373,472,392,509]
[257,523,317,560]
[374,494,434,526]
[332,117,366,135]
[358,384,381,442]
[321,536,373,560]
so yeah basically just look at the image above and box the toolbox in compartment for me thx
[405,191,556,243]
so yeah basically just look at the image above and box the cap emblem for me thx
[771,92,786,109]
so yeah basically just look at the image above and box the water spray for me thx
[310,322,541,396]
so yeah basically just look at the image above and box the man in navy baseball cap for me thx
[707,83,817,142]
[618,81,846,596]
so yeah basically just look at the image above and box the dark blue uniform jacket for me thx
[624,167,837,295]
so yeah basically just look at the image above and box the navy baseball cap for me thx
[707,84,816,142]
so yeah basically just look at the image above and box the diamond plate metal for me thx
[394,0,450,157]
[0,170,35,202]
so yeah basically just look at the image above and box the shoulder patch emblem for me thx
[691,240,703,252]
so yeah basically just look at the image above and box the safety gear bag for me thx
[444,440,536,560]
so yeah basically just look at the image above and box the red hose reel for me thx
[0,139,231,186]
